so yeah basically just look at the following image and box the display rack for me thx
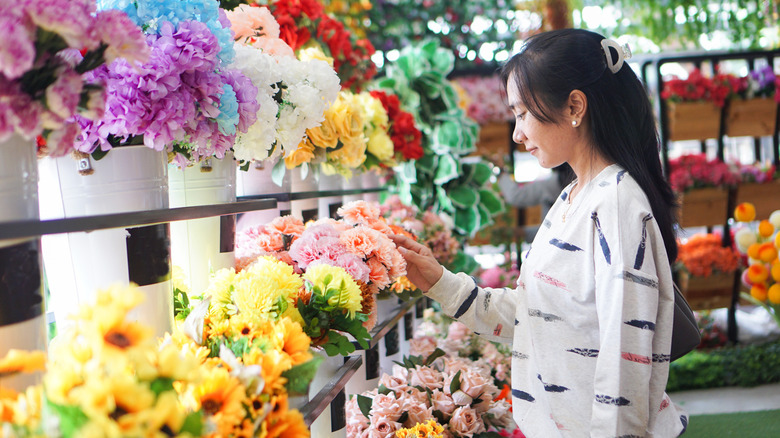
[1,186,426,434]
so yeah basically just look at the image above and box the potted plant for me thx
[732,162,780,219]
[668,153,739,228]
[661,68,738,141]
[725,65,779,138]
[676,233,741,310]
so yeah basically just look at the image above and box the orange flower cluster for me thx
[677,234,740,277]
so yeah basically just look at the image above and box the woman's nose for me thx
[512,124,526,144]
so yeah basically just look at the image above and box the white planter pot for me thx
[290,166,318,222]
[169,155,236,295]
[317,172,343,220]
[309,349,347,437]
[343,349,379,398]
[341,172,364,206]
[0,133,45,391]
[235,159,290,230]
[38,145,173,337]
[376,297,402,376]
[362,170,382,202]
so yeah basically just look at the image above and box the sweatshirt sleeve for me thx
[589,209,660,437]
[426,268,517,344]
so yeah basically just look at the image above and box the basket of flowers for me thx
[725,65,779,138]
[676,233,741,310]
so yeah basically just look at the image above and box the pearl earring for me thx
[571,120,578,127]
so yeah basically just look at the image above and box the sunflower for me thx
[264,396,310,438]
[228,312,275,340]
[251,349,289,396]
[0,350,46,377]
[101,321,152,352]
[274,318,312,367]
[191,367,247,433]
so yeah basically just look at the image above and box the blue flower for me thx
[216,84,239,136]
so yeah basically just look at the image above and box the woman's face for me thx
[506,77,576,169]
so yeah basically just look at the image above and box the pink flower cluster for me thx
[380,195,460,266]
[235,215,305,271]
[453,74,514,124]
[346,355,514,438]
[668,153,740,193]
[731,162,777,184]
[0,0,148,154]
[476,264,520,289]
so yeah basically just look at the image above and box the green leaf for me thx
[477,203,493,229]
[378,384,392,395]
[396,161,418,184]
[435,186,453,213]
[479,189,505,216]
[454,204,481,235]
[46,400,89,438]
[450,369,462,394]
[282,355,324,396]
[180,411,204,436]
[472,162,493,187]
[447,251,480,275]
[449,186,479,208]
[433,121,463,155]
[423,348,446,366]
[433,154,459,185]
[398,411,409,424]
[415,154,438,176]
[91,148,109,161]
[271,159,286,187]
[357,394,373,419]
[149,377,175,396]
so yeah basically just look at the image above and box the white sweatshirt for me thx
[427,164,687,438]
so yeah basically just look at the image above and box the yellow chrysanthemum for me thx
[274,317,313,367]
[303,264,363,318]
[205,268,237,319]
[191,367,247,432]
[232,257,302,320]
[0,350,46,377]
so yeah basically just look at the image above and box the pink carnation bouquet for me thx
[235,215,305,272]
[0,0,149,156]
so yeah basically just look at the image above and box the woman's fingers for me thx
[390,233,431,256]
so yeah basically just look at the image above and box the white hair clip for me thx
[601,39,632,74]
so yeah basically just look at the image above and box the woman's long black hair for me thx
[500,29,679,264]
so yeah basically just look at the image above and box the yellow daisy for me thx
[274,318,312,367]
[191,367,247,432]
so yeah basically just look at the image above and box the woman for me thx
[392,29,687,437]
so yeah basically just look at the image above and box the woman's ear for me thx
[567,90,588,121]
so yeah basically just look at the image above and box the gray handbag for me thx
[670,283,701,362]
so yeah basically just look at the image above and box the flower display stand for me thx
[725,97,778,138]
[169,155,236,295]
[361,170,382,203]
[677,187,730,229]
[290,166,319,222]
[309,349,347,437]
[735,181,780,219]
[317,172,343,220]
[235,158,291,230]
[666,101,721,141]
[342,172,364,205]
[376,296,402,375]
[38,146,174,337]
[0,134,46,391]
[679,270,736,311]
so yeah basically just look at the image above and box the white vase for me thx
[309,349,347,437]
[0,133,46,391]
[235,158,291,230]
[38,145,173,337]
[168,154,236,295]
[362,170,382,203]
[290,165,319,222]
[376,297,403,376]
[341,171,364,206]
[317,172,343,220]
[343,349,379,399]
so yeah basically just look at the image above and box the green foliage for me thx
[667,339,780,392]
[46,400,89,438]
[296,290,371,357]
[589,0,771,50]
[149,377,176,397]
[377,39,505,240]
[173,287,192,321]
[180,412,204,436]
[282,355,324,396]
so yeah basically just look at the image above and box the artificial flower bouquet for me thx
[346,349,515,438]
[75,0,260,167]
[733,65,779,102]
[0,0,148,156]
[676,233,740,279]
[732,202,780,328]
[226,4,340,170]
[661,67,740,108]
[668,153,740,193]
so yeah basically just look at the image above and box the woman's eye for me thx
[516,112,525,120]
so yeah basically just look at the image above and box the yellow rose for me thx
[306,117,339,149]
[284,138,316,169]
[331,93,364,145]
[357,92,388,128]
[329,137,366,169]
[298,45,334,67]
[367,129,394,162]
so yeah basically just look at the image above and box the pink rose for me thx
[410,336,438,358]
[391,364,409,380]
[369,393,404,423]
[409,365,444,390]
[460,369,491,399]
[430,389,456,416]
[449,406,486,437]
[447,321,470,341]
[377,373,409,396]
[404,403,434,427]
[346,396,369,429]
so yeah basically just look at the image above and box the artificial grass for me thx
[685,409,780,437]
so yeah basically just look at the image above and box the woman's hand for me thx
[390,234,444,292]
